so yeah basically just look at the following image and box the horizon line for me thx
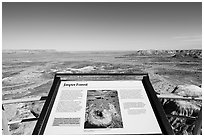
[2,48,202,52]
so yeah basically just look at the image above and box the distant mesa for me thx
[2,49,56,54]
[122,49,202,59]
[171,50,202,59]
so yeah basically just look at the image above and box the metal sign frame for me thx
[32,73,174,135]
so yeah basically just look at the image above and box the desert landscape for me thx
[2,49,202,135]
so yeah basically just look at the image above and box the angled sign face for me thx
[33,73,173,135]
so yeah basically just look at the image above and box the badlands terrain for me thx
[2,49,202,135]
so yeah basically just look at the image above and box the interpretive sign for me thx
[33,73,173,135]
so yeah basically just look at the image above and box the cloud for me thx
[173,34,202,43]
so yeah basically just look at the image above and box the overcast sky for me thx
[2,2,202,51]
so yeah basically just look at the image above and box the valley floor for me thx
[2,50,202,135]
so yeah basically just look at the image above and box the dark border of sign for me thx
[142,75,174,135]
[32,73,174,135]
[32,76,61,134]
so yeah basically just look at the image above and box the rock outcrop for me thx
[172,85,202,97]
[162,99,201,135]
[161,84,202,135]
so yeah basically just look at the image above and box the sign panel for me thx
[43,80,162,134]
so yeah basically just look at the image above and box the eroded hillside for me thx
[2,50,202,135]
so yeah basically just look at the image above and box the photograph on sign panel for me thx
[84,90,123,129]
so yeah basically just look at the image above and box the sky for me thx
[2,2,202,51]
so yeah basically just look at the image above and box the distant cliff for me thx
[123,50,202,59]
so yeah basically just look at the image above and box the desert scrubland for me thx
[2,49,202,135]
